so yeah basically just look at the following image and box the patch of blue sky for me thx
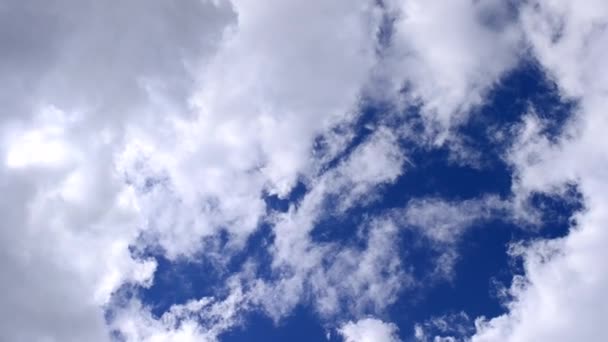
[117,56,582,341]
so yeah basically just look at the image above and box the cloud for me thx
[414,312,473,342]
[0,107,157,342]
[0,0,394,340]
[397,195,510,280]
[251,127,408,320]
[468,1,608,341]
[118,0,386,259]
[109,280,247,342]
[403,196,508,245]
[5,0,603,341]
[381,0,522,140]
[0,0,236,340]
[338,318,401,342]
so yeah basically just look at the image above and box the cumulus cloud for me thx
[5,0,603,341]
[0,107,158,342]
[382,0,522,140]
[1,0,396,340]
[0,1,235,340]
[469,1,608,341]
[339,318,401,342]
[118,0,385,259]
[106,126,410,340]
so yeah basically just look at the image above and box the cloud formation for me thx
[2,0,605,342]
[382,0,522,140]
[470,1,608,341]
[339,318,401,342]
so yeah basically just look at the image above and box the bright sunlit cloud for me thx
[1,1,606,342]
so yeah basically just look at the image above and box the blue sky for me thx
[130,58,581,342]
[2,1,608,342]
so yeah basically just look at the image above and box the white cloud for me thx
[251,128,408,320]
[382,0,522,141]
[469,1,608,341]
[308,217,407,317]
[339,318,401,342]
[0,0,396,340]
[0,0,233,341]
[403,196,508,245]
[398,196,510,280]
[118,0,386,259]
[110,280,247,342]
[6,0,604,341]
[414,312,472,342]
[0,108,156,342]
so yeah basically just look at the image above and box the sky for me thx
[1,1,607,341]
